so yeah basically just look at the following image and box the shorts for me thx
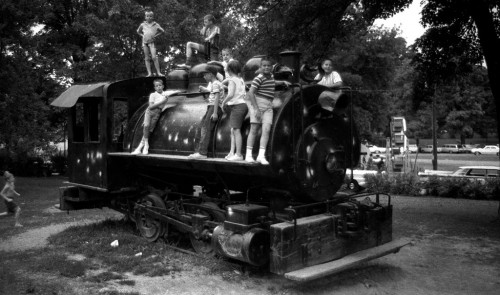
[228,103,248,129]
[248,97,273,125]
[4,200,18,214]
[144,108,161,133]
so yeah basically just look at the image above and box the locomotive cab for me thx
[51,78,169,195]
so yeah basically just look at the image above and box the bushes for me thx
[364,172,500,200]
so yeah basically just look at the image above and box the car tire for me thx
[474,152,480,155]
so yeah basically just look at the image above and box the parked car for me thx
[408,144,419,153]
[419,166,500,183]
[458,144,476,153]
[421,145,442,153]
[441,144,461,153]
[471,145,499,155]
[367,144,386,154]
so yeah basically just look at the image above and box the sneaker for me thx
[256,156,269,165]
[225,153,234,160]
[228,154,244,161]
[142,145,149,155]
[188,153,207,159]
[245,157,256,163]
[131,147,142,155]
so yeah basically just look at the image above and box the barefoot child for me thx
[221,60,247,161]
[137,9,165,76]
[0,171,22,227]
[245,57,290,164]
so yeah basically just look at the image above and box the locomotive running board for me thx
[284,238,411,282]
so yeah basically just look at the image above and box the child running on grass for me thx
[221,60,247,161]
[0,171,22,227]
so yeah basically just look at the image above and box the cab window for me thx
[72,100,100,143]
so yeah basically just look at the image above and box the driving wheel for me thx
[135,193,166,242]
[189,202,225,256]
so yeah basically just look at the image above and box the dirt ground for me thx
[1,177,500,294]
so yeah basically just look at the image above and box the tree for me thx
[418,0,500,143]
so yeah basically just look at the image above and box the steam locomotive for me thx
[51,51,408,281]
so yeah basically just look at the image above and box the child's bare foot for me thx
[157,73,164,77]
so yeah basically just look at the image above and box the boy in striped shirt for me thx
[245,57,290,164]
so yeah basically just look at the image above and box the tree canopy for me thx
[1,0,498,160]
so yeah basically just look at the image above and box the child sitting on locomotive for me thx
[313,58,343,88]
[132,79,174,155]
[245,57,290,165]
[182,14,220,67]
[221,60,248,161]
[0,171,22,227]
[188,65,223,159]
[137,9,165,77]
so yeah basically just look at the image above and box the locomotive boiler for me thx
[52,51,409,281]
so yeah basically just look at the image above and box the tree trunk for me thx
[470,1,500,148]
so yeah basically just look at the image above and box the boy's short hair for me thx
[153,79,163,85]
[204,14,215,23]
[145,10,153,16]
[201,64,218,76]
[226,60,242,75]
[260,56,273,65]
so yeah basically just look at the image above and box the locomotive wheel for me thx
[189,202,225,256]
[135,193,166,242]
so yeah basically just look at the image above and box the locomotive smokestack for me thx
[279,51,301,84]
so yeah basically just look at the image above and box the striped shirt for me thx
[251,73,275,101]
[207,80,223,105]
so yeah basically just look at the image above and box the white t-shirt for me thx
[149,92,167,111]
[314,71,342,87]
[226,76,246,105]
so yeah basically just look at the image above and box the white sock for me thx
[258,147,266,158]
[246,147,253,159]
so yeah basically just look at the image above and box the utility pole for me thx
[432,84,438,170]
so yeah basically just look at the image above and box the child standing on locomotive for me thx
[0,171,22,227]
[137,9,165,77]
[132,79,173,155]
[245,57,290,164]
[221,60,248,161]
[313,58,343,88]
[182,14,220,67]
[188,65,223,159]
